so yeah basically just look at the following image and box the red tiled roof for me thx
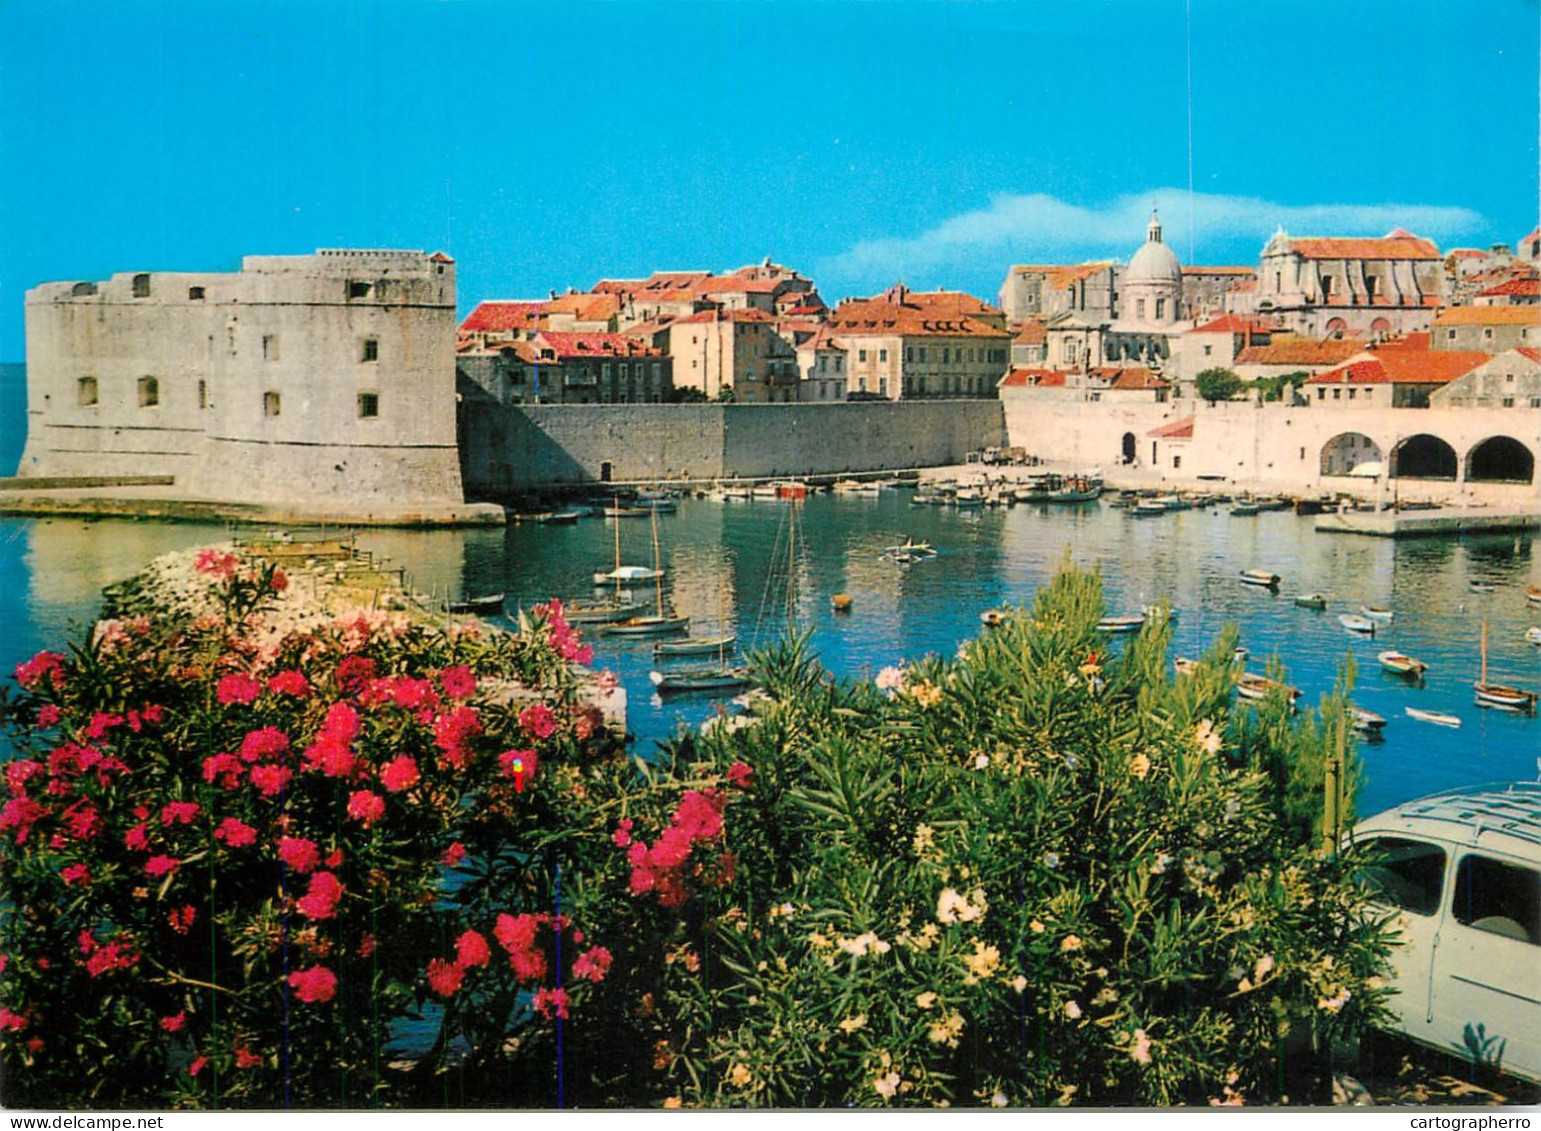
[703,277,782,294]
[1148,418,1194,439]
[1374,331,1431,352]
[1477,278,1541,298]
[1282,234,1441,261]
[1234,338,1364,366]
[533,331,663,359]
[428,251,455,264]
[461,301,545,333]
[1190,314,1277,334]
[1514,346,1541,364]
[1448,248,1488,259]
[829,289,1008,338]
[671,307,778,325]
[1432,305,1541,326]
[1000,367,1066,387]
[1012,319,1047,345]
[1091,367,1169,390]
[1306,349,1489,386]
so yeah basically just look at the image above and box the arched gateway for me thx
[1391,434,1458,481]
[1320,432,1383,476]
[1465,436,1536,484]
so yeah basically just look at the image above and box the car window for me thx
[1453,854,1541,946]
[1358,836,1446,916]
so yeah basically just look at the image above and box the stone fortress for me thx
[15,249,495,522]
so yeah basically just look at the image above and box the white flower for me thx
[1064,1000,1082,1020]
[1130,1028,1153,1065]
[974,752,990,770]
[1195,718,1223,753]
[1012,975,1028,993]
[1253,954,1275,981]
[875,665,905,694]
[874,1072,900,1099]
[991,1091,1009,1108]
[915,991,938,1010]
[1042,851,1061,869]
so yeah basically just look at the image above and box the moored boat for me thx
[594,564,664,587]
[1230,502,1262,517]
[1132,500,1168,517]
[446,593,505,616]
[1239,569,1281,590]
[1474,682,1539,713]
[1360,605,1395,623]
[830,593,854,613]
[1378,650,1428,678]
[1097,614,1146,634]
[654,634,736,658]
[1527,626,1541,646]
[1236,671,1302,704]
[1405,707,1461,728]
[1469,580,1498,594]
[980,608,1008,629]
[1353,707,1388,734]
[1294,593,1328,610]
[566,598,649,624]
[1339,614,1377,636]
[1525,584,1541,605]
[650,666,753,695]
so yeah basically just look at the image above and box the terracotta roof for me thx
[1432,306,1541,326]
[428,251,455,264]
[532,331,663,359]
[1189,314,1277,335]
[1000,367,1067,388]
[1012,319,1047,345]
[1447,248,1489,259]
[461,301,545,333]
[1234,338,1363,366]
[1477,278,1541,298]
[829,289,1008,338]
[1148,418,1194,439]
[1280,234,1441,261]
[1091,367,1169,390]
[1374,331,1431,352]
[703,277,782,295]
[671,307,778,325]
[1514,346,1541,364]
[1306,349,1489,386]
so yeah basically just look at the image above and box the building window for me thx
[262,334,279,361]
[361,338,379,362]
[1204,345,1212,356]
[905,348,913,362]
[1502,397,1515,408]
[602,363,612,380]
[1135,299,1146,320]
[1333,388,1341,400]
[1321,274,1333,297]
[132,273,151,298]
[1364,389,1373,399]
[918,348,927,362]
[358,392,380,418]
[1348,388,1356,400]
[1172,455,1181,469]
[834,357,843,373]
[77,377,98,407]
[198,380,207,409]
[879,348,887,362]
[1155,298,1165,320]
[188,286,205,301]
[138,376,159,407]
[263,391,281,417]
[858,349,867,362]
[1317,388,1325,401]
[1484,329,1494,340]
[348,280,371,299]
[1447,330,1457,341]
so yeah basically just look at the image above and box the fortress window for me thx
[263,334,280,361]
[361,338,379,362]
[198,380,207,409]
[138,376,159,407]
[189,286,205,300]
[78,377,98,407]
[358,392,380,419]
[263,391,282,417]
[348,280,371,299]
[132,273,151,298]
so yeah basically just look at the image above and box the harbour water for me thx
[2,488,1539,818]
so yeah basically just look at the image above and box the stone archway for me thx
[1391,434,1458,480]
[1325,317,1348,338]
[1465,435,1536,484]
[1320,432,1383,476]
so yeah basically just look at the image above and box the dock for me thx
[1315,506,1541,538]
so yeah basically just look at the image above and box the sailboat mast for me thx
[652,508,664,619]
[1481,619,1488,686]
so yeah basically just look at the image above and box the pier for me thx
[1315,506,1541,538]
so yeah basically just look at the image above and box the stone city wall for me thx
[459,399,1008,494]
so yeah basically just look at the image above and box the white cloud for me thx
[817,189,1486,289]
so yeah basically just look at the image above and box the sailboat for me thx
[594,508,664,587]
[1474,620,1538,712]
[602,509,689,637]
[650,575,747,692]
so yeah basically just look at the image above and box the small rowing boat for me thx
[980,608,1007,629]
[1236,672,1302,704]
[1097,614,1146,634]
[1406,707,1461,728]
[1525,584,1541,605]
[446,593,505,616]
[1239,569,1281,590]
[1339,614,1377,636]
[830,593,854,613]
[649,666,752,694]
[653,634,736,658]
[1353,707,1388,734]
[1527,626,1541,646]
[1378,650,1428,678]
[1360,606,1395,623]
[1294,593,1328,611]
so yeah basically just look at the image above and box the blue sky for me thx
[0,0,1535,360]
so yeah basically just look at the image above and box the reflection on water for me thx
[3,497,1539,817]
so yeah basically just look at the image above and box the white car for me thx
[1350,782,1541,1082]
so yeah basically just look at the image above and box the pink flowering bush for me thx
[0,547,629,1108]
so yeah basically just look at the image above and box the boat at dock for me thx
[445,592,505,616]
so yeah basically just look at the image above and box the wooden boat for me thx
[980,608,1007,629]
[1353,707,1388,734]
[654,634,736,658]
[1236,672,1302,704]
[602,508,688,637]
[1230,502,1262,517]
[446,592,505,616]
[1097,614,1146,634]
[1294,593,1328,610]
[1239,569,1281,590]
[1132,500,1168,517]
[830,593,854,613]
[603,506,654,518]
[1174,657,1199,677]
[650,665,753,695]
[1339,614,1377,636]
[1377,650,1428,678]
[1046,480,1103,504]
[1360,606,1395,623]
[537,510,581,525]
[1475,620,1538,713]
[1406,707,1461,728]
[1469,580,1498,594]
[566,598,649,624]
[1254,497,1292,512]
[594,564,663,587]
[775,481,809,501]
[1525,584,1541,605]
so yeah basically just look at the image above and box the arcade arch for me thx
[1390,434,1458,480]
[1320,432,1383,476]
[1465,436,1535,484]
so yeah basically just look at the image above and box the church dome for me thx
[1125,210,1182,284]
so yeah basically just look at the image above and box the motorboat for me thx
[1352,707,1388,735]
[1294,593,1328,610]
[1360,606,1395,623]
[1236,671,1302,704]
[1097,614,1146,634]
[1404,707,1461,728]
[1239,569,1281,590]
[1377,651,1428,678]
[1339,614,1377,636]
[650,666,753,695]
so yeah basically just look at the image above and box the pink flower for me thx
[85,712,122,740]
[145,855,180,878]
[277,836,322,874]
[288,965,337,1004]
[60,863,91,887]
[169,905,196,934]
[494,912,549,982]
[380,755,419,793]
[195,548,239,579]
[270,569,288,592]
[441,841,467,867]
[216,673,262,706]
[267,669,311,698]
[456,930,491,970]
[4,760,42,795]
[124,822,150,852]
[438,665,477,700]
[320,701,360,742]
[297,872,343,920]
[532,987,571,1020]
[188,1056,209,1078]
[235,1045,263,1069]
[161,801,201,826]
[249,764,292,798]
[612,818,633,848]
[160,1011,187,1032]
[572,946,613,983]
[727,761,753,788]
[346,790,385,826]
[62,801,101,839]
[498,749,539,793]
[238,726,289,763]
[202,752,244,789]
[426,958,464,998]
[433,707,482,768]
[518,702,558,740]
[302,736,357,779]
[214,817,257,848]
[15,651,65,691]
[335,655,377,696]
[0,1008,28,1032]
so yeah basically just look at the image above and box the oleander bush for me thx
[0,551,1393,1108]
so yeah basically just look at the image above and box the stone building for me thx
[668,307,798,403]
[1303,342,1489,409]
[997,262,1118,325]
[456,332,671,405]
[1431,305,1541,353]
[20,249,468,509]
[1241,228,1446,338]
[1430,347,1541,409]
[823,286,1011,400]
